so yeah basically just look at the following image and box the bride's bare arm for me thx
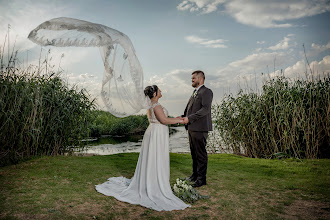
[153,105,183,125]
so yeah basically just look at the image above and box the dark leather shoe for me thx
[187,175,197,182]
[192,179,207,187]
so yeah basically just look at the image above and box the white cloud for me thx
[257,41,265,44]
[18,47,90,74]
[269,37,290,50]
[209,51,289,89]
[147,46,329,115]
[64,71,103,107]
[268,35,294,50]
[68,67,222,116]
[208,50,330,101]
[185,35,227,48]
[223,51,287,73]
[311,42,330,55]
[177,0,330,28]
[146,69,193,97]
[143,69,193,116]
[139,40,327,116]
[177,0,226,14]
[0,0,96,84]
[277,55,330,78]
[144,68,221,115]
[0,0,73,57]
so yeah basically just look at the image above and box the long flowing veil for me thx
[28,17,151,117]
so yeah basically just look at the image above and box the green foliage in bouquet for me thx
[172,178,209,203]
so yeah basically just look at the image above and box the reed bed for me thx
[0,52,95,166]
[212,74,330,159]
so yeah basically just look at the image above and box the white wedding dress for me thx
[95,102,190,211]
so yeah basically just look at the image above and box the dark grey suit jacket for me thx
[183,85,213,132]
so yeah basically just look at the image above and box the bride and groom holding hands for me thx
[96,70,213,211]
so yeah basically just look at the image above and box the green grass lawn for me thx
[0,153,329,219]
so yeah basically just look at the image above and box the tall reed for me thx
[211,74,330,159]
[0,51,95,166]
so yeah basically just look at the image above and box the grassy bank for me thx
[88,110,183,138]
[88,110,149,137]
[0,154,329,219]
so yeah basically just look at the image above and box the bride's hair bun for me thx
[144,85,158,99]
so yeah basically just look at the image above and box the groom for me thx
[182,70,213,187]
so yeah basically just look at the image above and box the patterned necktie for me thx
[187,89,196,112]
[192,89,196,97]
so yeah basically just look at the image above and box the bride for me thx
[95,85,190,211]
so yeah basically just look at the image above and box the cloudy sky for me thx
[1,0,329,116]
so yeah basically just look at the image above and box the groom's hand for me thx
[176,116,184,124]
[183,117,189,124]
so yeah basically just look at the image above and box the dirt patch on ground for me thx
[280,199,330,220]
[56,200,106,218]
[9,213,49,220]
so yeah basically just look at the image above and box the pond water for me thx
[80,126,190,155]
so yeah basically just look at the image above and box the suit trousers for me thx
[188,130,208,181]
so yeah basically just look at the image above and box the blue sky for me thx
[1,0,330,116]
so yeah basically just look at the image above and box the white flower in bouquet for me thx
[172,177,209,203]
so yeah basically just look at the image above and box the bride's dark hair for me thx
[144,85,158,99]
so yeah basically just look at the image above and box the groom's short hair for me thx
[192,70,205,80]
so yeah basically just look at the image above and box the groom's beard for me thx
[192,82,200,88]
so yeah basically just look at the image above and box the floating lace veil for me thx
[28,17,151,117]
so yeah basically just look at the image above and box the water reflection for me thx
[88,134,143,145]
[82,126,190,155]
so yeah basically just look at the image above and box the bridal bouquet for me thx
[172,178,209,203]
